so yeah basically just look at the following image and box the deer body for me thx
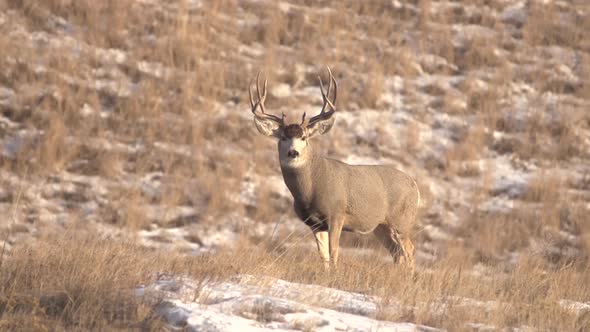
[249,68,419,268]
[282,156,418,236]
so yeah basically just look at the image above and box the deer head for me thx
[249,67,338,168]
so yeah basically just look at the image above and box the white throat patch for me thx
[280,157,308,168]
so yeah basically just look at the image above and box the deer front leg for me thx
[328,216,344,268]
[294,202,331,269]
[313,230,330,269]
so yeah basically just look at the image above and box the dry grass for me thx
[0,230,272,330]
[0,233,168,330]
[1,232,589,330]
[445,120,488,176]
[524,2,588,52]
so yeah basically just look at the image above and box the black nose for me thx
[287,150,299,158]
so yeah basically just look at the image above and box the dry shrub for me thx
[494,104,584,161]
[445,121,488,176]
[385,49,424,78]
[514,110,546,159]
[404,120,421,154]
[455,211,531,267]
[456,36,502,71]
[70,146,122,179]
[199,171,240,220]
[456,201,588,268]
[0,234,168,330]
[417,0,432,31]
[0,226,587,330]
[0,232,264,330]
[359,64,384,109]
[426,26,455,73]
[434,1,497,27]
[240,237,589,330]
[523,171,562,204]
[580,54,590,99]
[36,111,75,172]
[249,182,288,225]
[7,0,133,48]
[523,2,587,51]
[547,111,584,161]
[468,87,501,131]
[116,189,150,231]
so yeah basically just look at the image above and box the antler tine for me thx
[249,71,284,125]
[318,66,337,112]
[300,112,308,127]
[318,75,328,114]
[248,79,256,109]
[328,66,337,108]
[307,66,338,127]
[256,71,267,113]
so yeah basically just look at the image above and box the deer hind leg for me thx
[373,224,415,267]
[313,230,330,269]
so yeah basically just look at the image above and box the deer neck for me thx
[279,144,323,206]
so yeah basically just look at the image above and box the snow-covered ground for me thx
[137,273,590,331]
[137,274,438,331]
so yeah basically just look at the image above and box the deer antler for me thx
[249,71,285,126]
[303,66,337,128]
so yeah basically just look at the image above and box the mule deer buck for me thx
[248,67,420,268]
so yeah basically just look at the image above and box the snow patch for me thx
[559,299,590,315]
[138,274,441,332]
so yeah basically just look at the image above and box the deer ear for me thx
[254,117,282,139]
[307,118,335,138]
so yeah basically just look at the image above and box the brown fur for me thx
[284,124,304,138]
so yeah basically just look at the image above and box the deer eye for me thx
[301,136,307,141]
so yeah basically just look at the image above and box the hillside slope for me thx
[0,0,589,330]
